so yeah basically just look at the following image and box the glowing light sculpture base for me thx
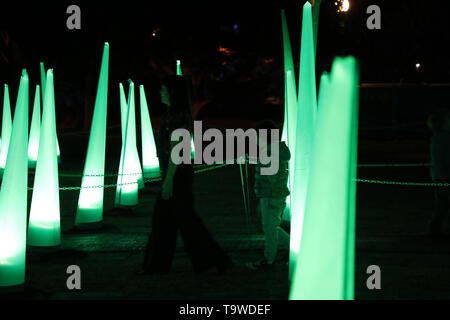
[0,84,12,174]
[139,85,161,179]
[28,85,41,168]
[28,70,61,247]
[75,43,109,226]
[289,56,359,300]
[289,2,317,279]
[0,70,29,287]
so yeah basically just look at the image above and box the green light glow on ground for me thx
[289,1,317,279]
[28,85,41,168]
[115,82,140,206]
[290,56,359,300]
[139,85,161,178]
[28,70,61,247]
[75,43,109,225]
[0,70,29,287]
[0,84,12,172]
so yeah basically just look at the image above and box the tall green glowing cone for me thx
[139,85,161,178]
[0,70,29,287]
[0,84,12,173]
[75,43,109,226]
[176,59,182,77]
[280,9,299,223]
[280,9,297,144]
[28,85,41,168]
[289,1,317,279]
[289,57,359,300]
[176,59,195,159]
[115,82,139,206]
[28,70,60,247]
[40,62,61,163]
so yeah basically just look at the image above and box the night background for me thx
[1,0,450,301]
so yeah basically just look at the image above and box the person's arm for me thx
[161,139,178,200]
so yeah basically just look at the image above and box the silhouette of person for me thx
[142,75,232,274]
[427,109,450,237]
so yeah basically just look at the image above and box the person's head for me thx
[255,120,280,147]
[428,108,450,132]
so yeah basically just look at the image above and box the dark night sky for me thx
[1,0,450,88]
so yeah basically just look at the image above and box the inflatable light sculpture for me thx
[280,9,299,223]
[115,82,140,206]
[289,1,318,279]
[40,62,61,162]
[290,57,359,300]
[139,85,161,178]
[0,70,29,287]
[75,43,109,226]
[0,84,12,174]
[28,70,61,247]
[28,85,41,168]
[176,59,196,159]
[118,82,144,189]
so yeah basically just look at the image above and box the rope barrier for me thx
[356,179,450,187]
[39,160,441,191]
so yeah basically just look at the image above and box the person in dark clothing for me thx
[142,75,232,275]
[427,109,450,236]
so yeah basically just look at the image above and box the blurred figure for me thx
[246,120,290,270]
[142,75,232,275]
[427,109,450,237]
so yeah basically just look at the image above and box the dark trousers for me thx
[430,186,450,234]
[143,165,229,273]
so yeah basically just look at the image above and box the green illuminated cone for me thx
[115,82,139,206]
[139,85,161,178]
[176,59,182,76]
[280,9,299,223]
[119,82,144,189]
[176,60,195,159]
[0,70,29,287]
[280,9,298,144]
[40,62,46,96]
[40,62,61,162]
[28,85,41,168]
[121,82,144,188]
[0,84,12,173]
[289,1,317,279]
[75,43,109,225]
[290,57,359,300]
[28,70,60,247]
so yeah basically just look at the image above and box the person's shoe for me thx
[245,258,275,271]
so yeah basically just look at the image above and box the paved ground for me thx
[2,135,450,300]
